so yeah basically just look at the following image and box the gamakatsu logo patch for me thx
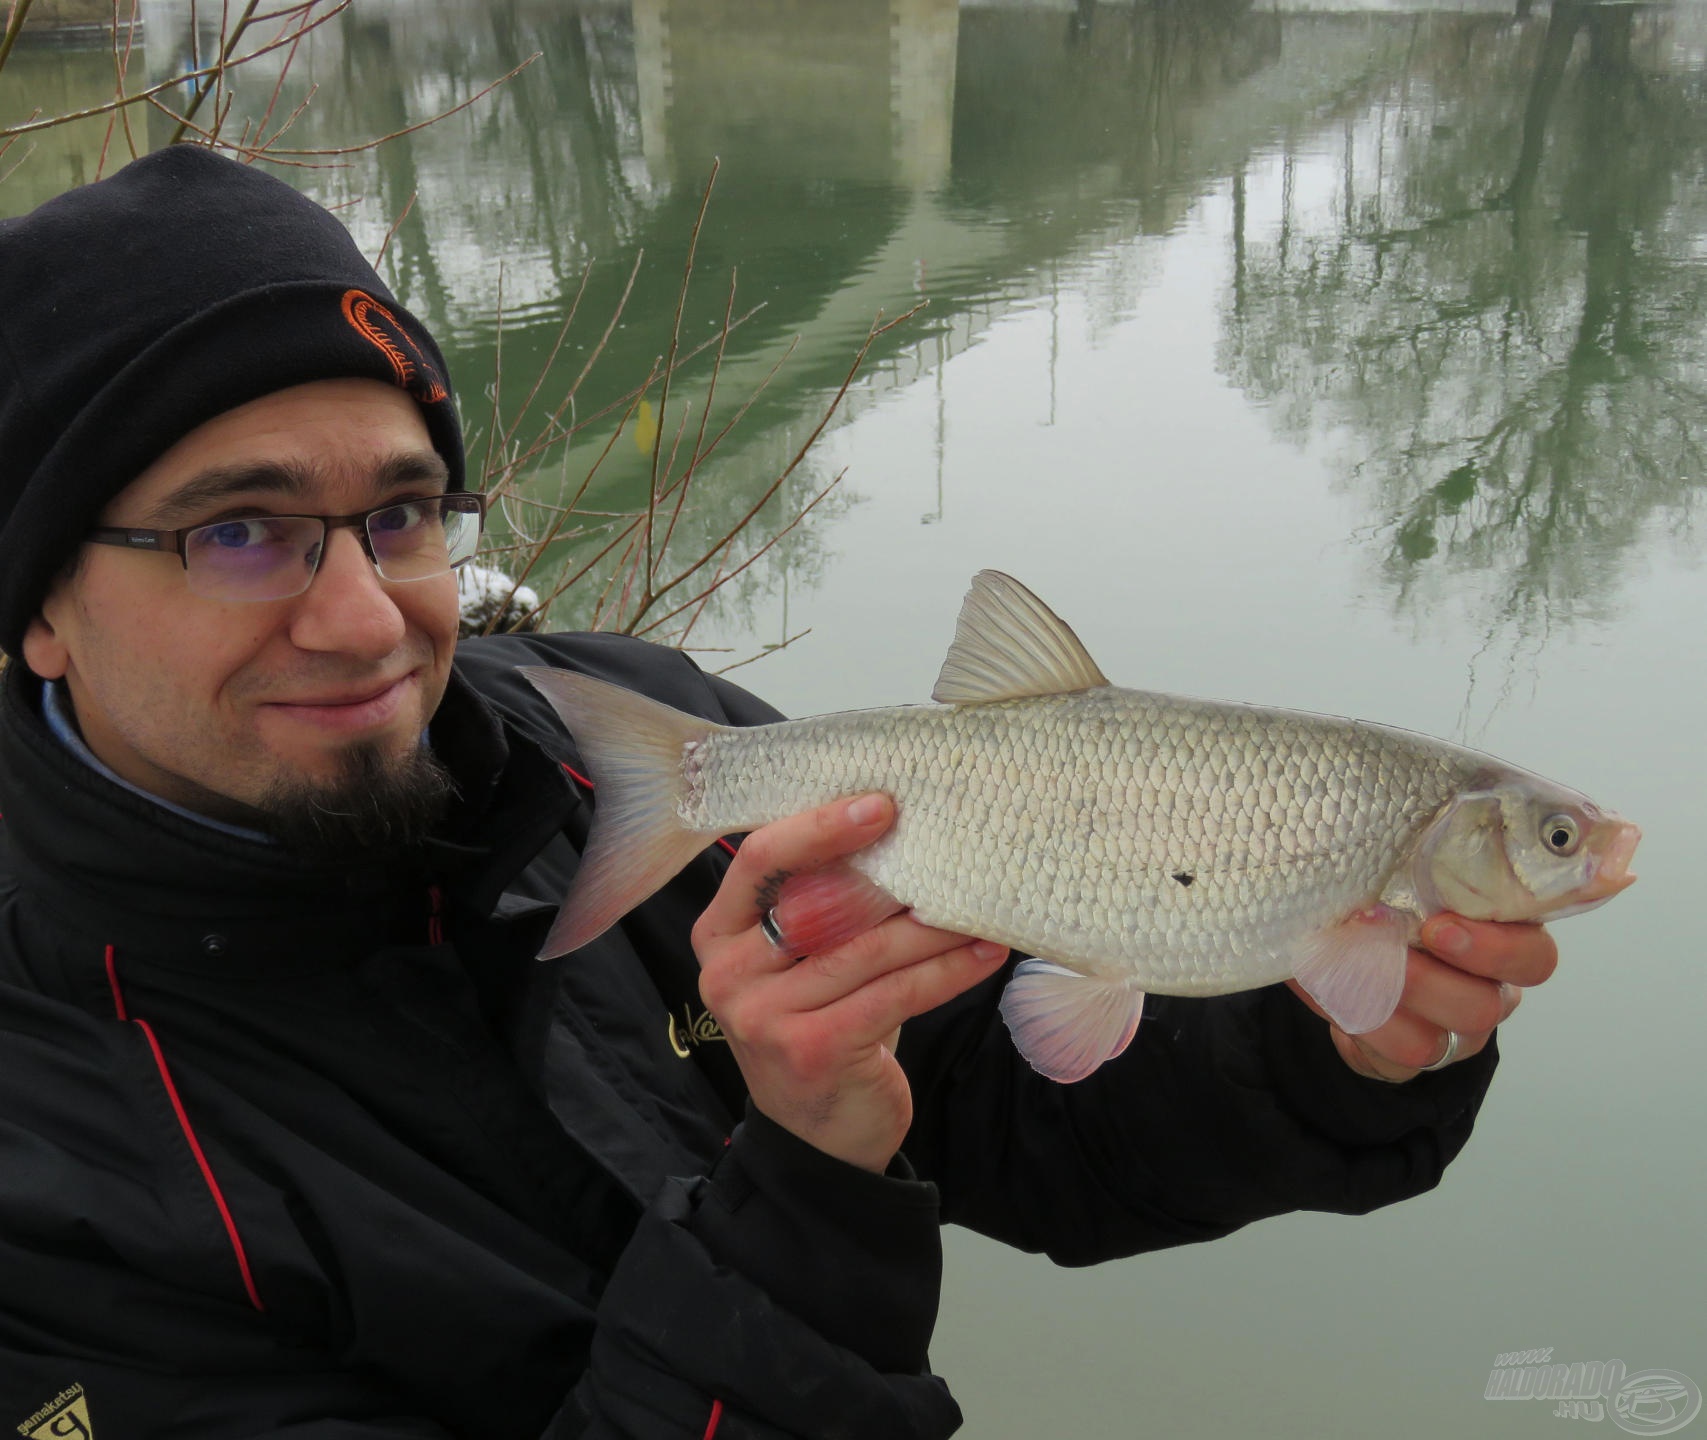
[340,288,449,404]
[15,1383,93,1439]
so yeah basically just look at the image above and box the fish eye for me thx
[1541,813,1581,856]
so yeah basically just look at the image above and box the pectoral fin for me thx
[998,959,1146,1084]
[770,867,906,958]
[1288,907,1413,1035]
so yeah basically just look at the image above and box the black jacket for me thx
[0,634,1498,1437]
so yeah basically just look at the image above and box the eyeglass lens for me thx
[182,498,481,601]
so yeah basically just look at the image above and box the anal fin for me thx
[998,959,1146,1084]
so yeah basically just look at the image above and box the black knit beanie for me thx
[0,144,465,656]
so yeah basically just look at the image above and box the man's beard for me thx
[255,741,458,859]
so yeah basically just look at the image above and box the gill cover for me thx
[1410,789,1512,920]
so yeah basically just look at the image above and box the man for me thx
[0,146,1551,1437]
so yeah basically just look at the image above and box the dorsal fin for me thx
[931,570,1110,705]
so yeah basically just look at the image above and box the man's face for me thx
[22,378,462,831]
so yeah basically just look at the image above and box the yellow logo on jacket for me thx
[17,1384,92,1439]
[668,1005,726,1057]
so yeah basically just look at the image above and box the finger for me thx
[1343,1007,1491,1078]
[695,793,895,943]
[797,934,1010,1050]
[766,865,907,959]
[780,912,1000,1010]
[707,921,1006,1059]
[1417,915,1558,987]
[1334,1026,1443,1083]
[1385,949,1512,1039]
[706,910,995,1029]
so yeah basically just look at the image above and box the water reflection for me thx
[1218,2,1707,632]
[633,0,958,188]
[4,0,1704,639]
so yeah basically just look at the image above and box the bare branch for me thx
[238,56,538,158]
[106,0,145,168]
[372,189,418,272]
[0,128,36,183]
[1,13,347,138]
[494,261,594,470]
[250,4,320,147]
[644,159,721,597]
[712,628,813,676]
[482,265,508,506]
[0,0,37,80]
[169,0,262,145]
[659,263,740,565]
[636,470,845,637]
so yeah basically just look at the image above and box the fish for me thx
[522,570,1640,1083]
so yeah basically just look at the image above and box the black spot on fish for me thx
[1172,872,1195,887]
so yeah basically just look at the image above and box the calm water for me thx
[5,3,1704,1435]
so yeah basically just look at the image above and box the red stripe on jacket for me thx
[104,945,265,1313]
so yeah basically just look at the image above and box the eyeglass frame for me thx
[82,492,488,600]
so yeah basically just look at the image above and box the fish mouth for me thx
[1549,819,1641,918]
[1592,820,1642,892]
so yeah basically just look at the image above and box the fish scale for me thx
[680,688,1467,991]
[524,570,1639,1082]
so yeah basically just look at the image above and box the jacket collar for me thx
[0,657,576,973]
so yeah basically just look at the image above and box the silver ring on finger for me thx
[1418,1029,1462,1072]
[758,907,789,954]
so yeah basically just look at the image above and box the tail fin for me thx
[521,667,726,959]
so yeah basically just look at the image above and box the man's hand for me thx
[1288,917,1558,1081]
[693,793,1009,1173]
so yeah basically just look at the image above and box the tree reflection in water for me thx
[1220,3,1707,652]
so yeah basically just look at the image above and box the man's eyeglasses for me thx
[85,493,487,603]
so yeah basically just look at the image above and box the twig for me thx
[483,264,507,502]
[372,189,418,271]
[254,81,318,151]
[712,628,813,677]
[250,3,318,147]
[553,303,792,634]
[248,2,326,21]
[504,370,664,628]
[536,252,644,449]
[169,0,262,145]
[660,264,740,563]
[0,0,37,80]
[590,530,643,632]
[644,159,721,598]
[491,261,594,476]
[505,294,765,483]
[636,470,844,638]
[0,128,35,184]
[145,97,350,168]
[1,16,343,138]
[103,0,145,170]
[237,56,539,158]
